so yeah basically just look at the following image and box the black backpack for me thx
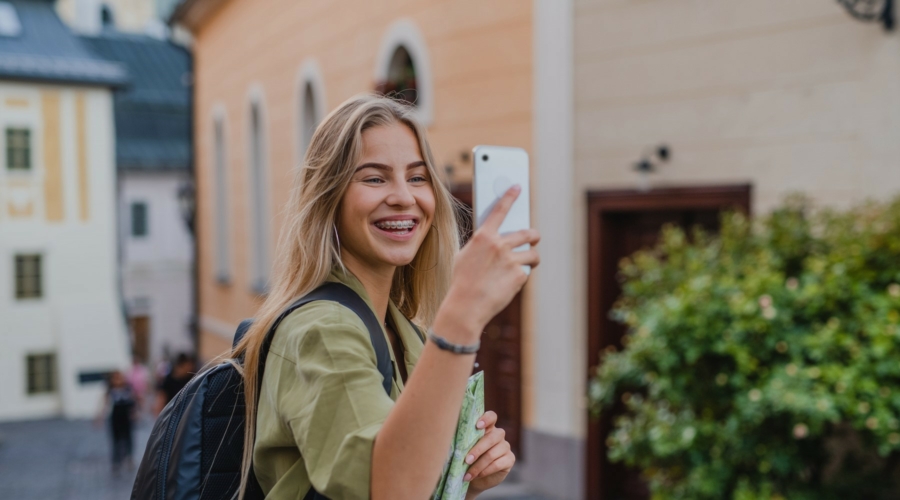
[131,282,421,500]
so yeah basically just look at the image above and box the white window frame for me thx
[374,19,434,126]
[5,126,32,172]
[212,106,231,284]
[0,2,22,37]
[295,59,327,167]
[246,86,271,294]
[14,252,43,300]
[25,352,57,395]
[130,200,149,237]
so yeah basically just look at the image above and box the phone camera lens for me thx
[482,154,489,162]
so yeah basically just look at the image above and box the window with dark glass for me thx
[376,46,418,106]
[100,4,114,27]
[131,202,148,237]
[300,83,317,157]
[15,254,41,299]
[26,353,56,394]
[249,103,270,292]
[6,127,30,171]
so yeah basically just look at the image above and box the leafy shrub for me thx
[588,196,900,500]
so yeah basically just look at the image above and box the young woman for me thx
[234,95,541,499]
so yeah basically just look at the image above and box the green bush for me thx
[588,196,900,500]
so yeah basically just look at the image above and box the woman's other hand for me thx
[435,185,540,340]
[463,411,515,498]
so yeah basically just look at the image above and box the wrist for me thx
[433,298,482,345]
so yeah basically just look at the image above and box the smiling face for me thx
[336,122,436,279]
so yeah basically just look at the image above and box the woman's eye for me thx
[363,177,386,184]
[409,175,428,183]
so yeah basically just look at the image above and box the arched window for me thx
[378,46,418,106]
[299,83,317,158]
[374,19,433,125]
[296,60,326,166]
[212,114,230,283]
[248,98,270,293]
[100,4,114,28]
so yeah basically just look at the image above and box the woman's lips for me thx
[372,219,419,240]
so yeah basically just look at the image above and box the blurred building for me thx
[56,0,167,38]
[172,0,900,498]
[79,32,194,369]
[0,0,130,421]
[55,0,196,369]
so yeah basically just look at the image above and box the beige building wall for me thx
[573,0,900,417]
[188,0,534,417]
[574,0,900,210]
[524,0,900,497]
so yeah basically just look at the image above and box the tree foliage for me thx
[588,196,900,499]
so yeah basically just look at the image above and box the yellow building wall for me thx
[192,0,534,421]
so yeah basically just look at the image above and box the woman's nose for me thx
[386,181,416,207]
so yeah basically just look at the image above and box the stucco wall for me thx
[565,0,900,439]
[191,0,535,418]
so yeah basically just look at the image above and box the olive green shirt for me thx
[253,268,424,499]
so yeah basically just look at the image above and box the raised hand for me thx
[436,185,540,340]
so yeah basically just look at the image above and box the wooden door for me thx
[453,185,523,457]
[586,186,751,500]
[130,315,150,364]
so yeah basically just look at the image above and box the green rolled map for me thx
[432,371,485,500]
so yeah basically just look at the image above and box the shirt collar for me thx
[328,266,424,383]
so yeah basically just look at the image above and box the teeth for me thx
[376,220,416,230]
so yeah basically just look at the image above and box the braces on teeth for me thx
[376,220,416,230]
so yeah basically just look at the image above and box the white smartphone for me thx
[472,145,531,274]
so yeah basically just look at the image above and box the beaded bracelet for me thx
[428,329,480,354]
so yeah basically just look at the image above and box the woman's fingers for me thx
[476,411,498,431]
[512,249,541,268]
[465,438,511,481]
[465,427,505,468]
[470,451,516,480]
[501,228,541,249]
[481,186,521,233]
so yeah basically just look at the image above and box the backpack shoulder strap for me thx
[408,319,425,343]
[233,319,254,350]
[260,282,393,395]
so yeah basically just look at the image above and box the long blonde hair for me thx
[233,94,460,498]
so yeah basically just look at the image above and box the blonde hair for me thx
[233,94,460,498]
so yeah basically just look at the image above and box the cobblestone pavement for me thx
[0,417,553,500]
[0,417,152,500]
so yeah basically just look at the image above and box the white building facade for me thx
[0,0,134,422]
[117,172,194,365]
[0,82,130,420]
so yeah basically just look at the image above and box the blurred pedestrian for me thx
[127,355,150,415]
[154,353,195,414]
[95,370,137,473]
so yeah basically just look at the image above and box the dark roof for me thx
[80,31,192,171]
[0,0,127,86]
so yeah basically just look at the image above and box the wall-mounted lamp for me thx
[837,0,894,31]
[633,144,670,191]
